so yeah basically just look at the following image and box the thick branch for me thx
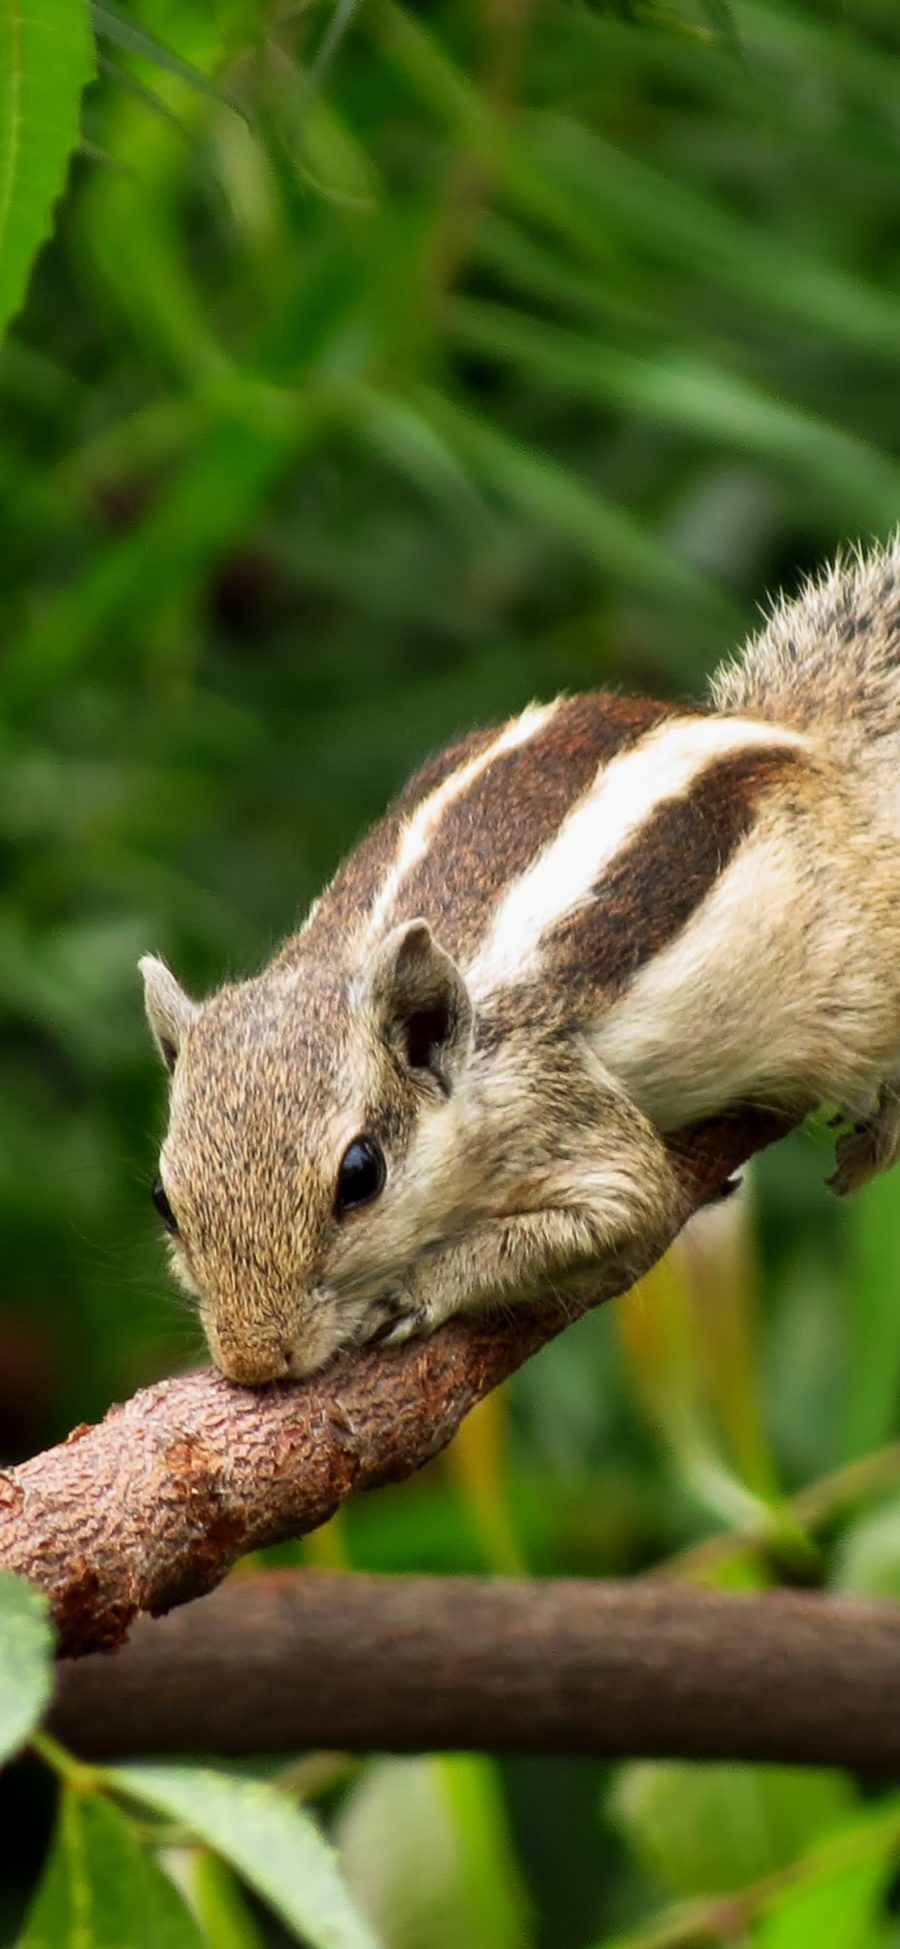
[51,1568,900,1773]
[0,1111,788,1658]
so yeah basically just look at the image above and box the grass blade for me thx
[0,0,94,340]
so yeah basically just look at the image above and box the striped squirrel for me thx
[142,541,900,1384]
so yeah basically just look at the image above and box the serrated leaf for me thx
[0,1572,53,1766]
[19,1786,205,1949]
[0,0,95,341]
[109,1762,379,1949]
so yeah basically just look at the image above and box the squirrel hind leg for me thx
[828,1082,900,1196]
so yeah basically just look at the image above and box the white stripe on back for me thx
[467,714,807,993]
[358,700,560,948]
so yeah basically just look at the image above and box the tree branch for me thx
[50,1568,900,1773]
[0,1110,789,1659]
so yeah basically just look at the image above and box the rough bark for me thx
[0,1111,788,1659]
[51,1568,900,1773]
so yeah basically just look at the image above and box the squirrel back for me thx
[710,540,900,820]
[141,536,900,1383]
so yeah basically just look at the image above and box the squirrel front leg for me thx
[830,1079,900,1196]
[382,1089,686,1341]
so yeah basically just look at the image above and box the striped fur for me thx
[541,744,803,998]
[307,698,807,991]
[142,537,900,1382]
[294,691,675,966]
[466,715,804,994]
[279,722,500,957]
[360,692,673,965]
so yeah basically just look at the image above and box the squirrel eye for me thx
[152,1175,179,1236]
[335,1137,386,1217]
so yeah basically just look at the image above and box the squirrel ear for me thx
[368,919,473,1093]
[139,955,198,1073]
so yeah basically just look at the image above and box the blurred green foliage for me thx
[5,0,900,1942]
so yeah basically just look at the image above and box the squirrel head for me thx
[140,920,475,1383]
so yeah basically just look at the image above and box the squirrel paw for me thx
[381,1311,429,1347]
[828,1086,900,1196]
[829,1124,878,1197]
[366,1289,430,1349]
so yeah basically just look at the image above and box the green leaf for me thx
[525,107,900,360]
[381,4,900,359]
[109,1762,380,1949]
[307,0,365,94]
[834,1494,900,1601]
[0,1571,53,1766]
[90,4,243,119]
[447,298,900,530]
[296,99,379,210]
[609,1762,857,1899]
[416,386,738,622]
[3,407,316,709]
[338,1757,531,1949]
[96,53,194,141]
[617,1241,786,1541]
[841,1169,900,1459]
[340,384,484,524]
[19,1786,205,1948]
[697,0,744,59]
[0,0,95,341]
[190,1852,267,1949]
[755,1854,891,1949]
[597,1800,900,1949]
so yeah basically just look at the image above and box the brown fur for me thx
[141,538,900,1383]
[712,541,900,807]
[376,693,673,962]
[287,726,498,957]
[547,742,806,997]
[284,693,672,967]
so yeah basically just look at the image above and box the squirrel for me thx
[142,540,900,1385]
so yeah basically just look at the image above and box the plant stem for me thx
[30,1728,102,1793]
[663,1439,900,1582]
[600,1806,900,1949]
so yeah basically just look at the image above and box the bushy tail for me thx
[710,538,900,780]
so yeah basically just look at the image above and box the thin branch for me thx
[601,1803,900,1949]
[50,1566,900,1773]
[664,1437,900,1584]
[0,1109,788,1659]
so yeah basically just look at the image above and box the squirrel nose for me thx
[210,1333,293,1387]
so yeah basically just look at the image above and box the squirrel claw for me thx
[828,1087,900,1196]
[372,1309,428,1356]
[366,1293,429,1349]
[380,1306,428,1346]
[829,1122,880,1197]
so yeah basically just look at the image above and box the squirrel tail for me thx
[709,536,900,788]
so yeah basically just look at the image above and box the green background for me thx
[6,1,900,1943]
